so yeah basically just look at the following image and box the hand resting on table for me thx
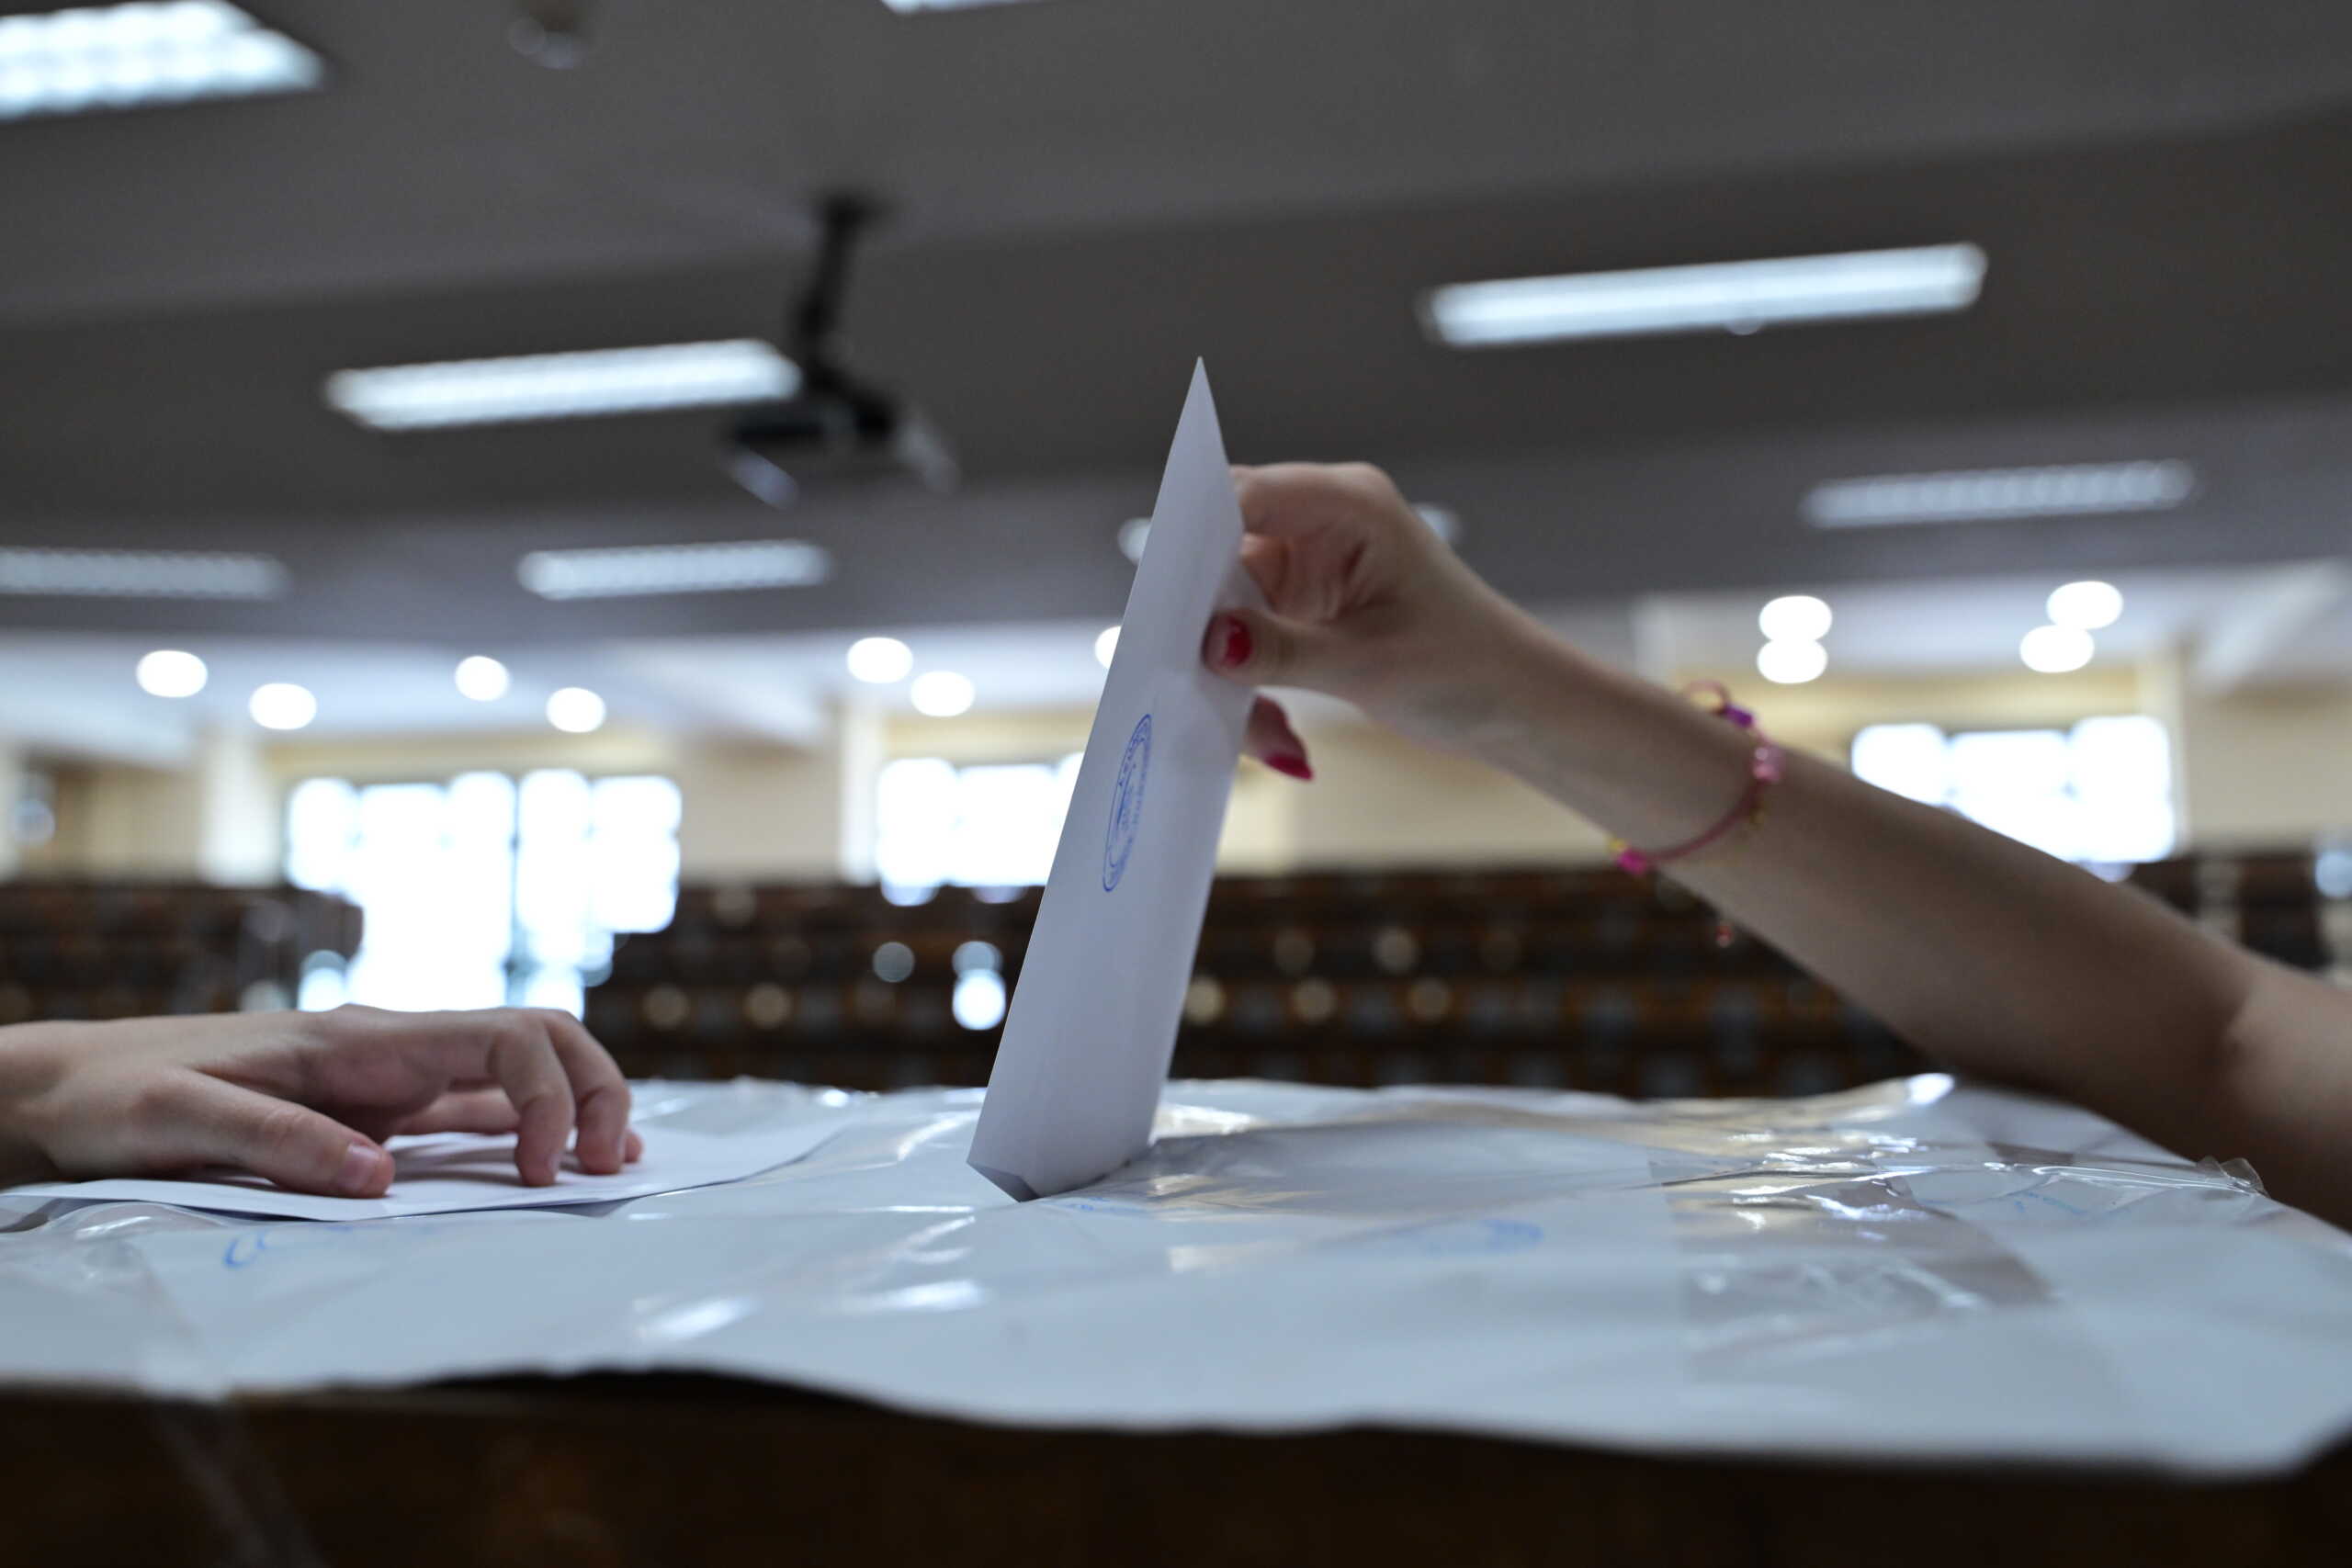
[0,1005,640,1198]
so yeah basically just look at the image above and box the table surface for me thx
[11,1376,2352,1568]
[13,1076,2352,1566]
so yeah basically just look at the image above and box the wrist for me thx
[1448,616,1768,852]
[1441,604,1615,769]
[0,1024,69,1185]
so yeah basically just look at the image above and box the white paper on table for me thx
[0,1120,840,1221]
[967,363,1261,1201]
[8,1077,2352,1472]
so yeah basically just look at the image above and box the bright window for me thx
[1851,716,2176,863]
[287,771,680,1013]
[874,754,1081,898]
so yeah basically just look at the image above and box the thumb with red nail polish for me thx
[1207,613,1254,672]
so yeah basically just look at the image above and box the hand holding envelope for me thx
[967,364,1262,1200]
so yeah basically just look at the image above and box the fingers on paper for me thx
[326,1007,634,1184]
[128,1074,390,1198]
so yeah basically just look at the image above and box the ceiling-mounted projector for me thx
[723,195,959,507]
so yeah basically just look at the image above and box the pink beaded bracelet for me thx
[1608,682,1784,878]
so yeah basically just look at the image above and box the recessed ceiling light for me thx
[952,969,1008,1031]
[2046,580,2123,631]
[135,649,206,698]
[324,340,800,431]
[910,671,975,717]
[1094,626,1120,668]
[1117,518,1152,564]
[249,682,315,730]
[516,540,830,599]
[1757,639,1827,684]
[1805,461,2192,527]
[454,655,510,702]
[1758,594,1832,643]
[1420,243,1984,347]
[0,547,286,599]
[2020,625,2095,674]
[546,686,606,733]
[0,3,324,123]
[846,636,914,683]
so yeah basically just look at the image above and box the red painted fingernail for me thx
[1267,754,1314,781]
[1212,615,1252,670]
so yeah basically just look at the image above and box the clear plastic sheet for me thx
[5,1073,2350,1475]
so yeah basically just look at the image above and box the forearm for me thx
[1216,460,2345,1216]
[0,1024,67,1186]
[1463,617,2265,1156]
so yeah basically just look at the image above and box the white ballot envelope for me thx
[967,363,1259,1200]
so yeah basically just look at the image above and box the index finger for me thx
[530,1009,633,1176]
[1232,462,1401,539]
[330,1007,576,1186]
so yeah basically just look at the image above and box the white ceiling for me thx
[2,0,2349,705]
[10,1,2352,320]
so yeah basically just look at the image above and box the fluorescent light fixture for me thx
[2020,625,2094,674]
[546,686,606,733]
[1094,626,1120,668]
[1758,594,1832,643]
[324,340,800,431]
[1421,243,1984,347]
[910,671,975,717]
[878,0,1044,12]
[1757,639,1826,684]
[847,636,914,683]
[2047,580,2123,631]
[0,547,286,598]
[135,649,206,698]
[517,539,830,600]
[0,3,323,122]
[1805,460,2193,527]
[249,682,315,730]
[454,655,510,702]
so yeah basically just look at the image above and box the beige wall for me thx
[263,725,852,882]
[1680,662,2351,848]
[17,666,2352,887]
[1676,667,2147,762]
[76,759,207,877]
[195,730,282,886]
[884,704,1600,872]
[28,724,852,884]
[1283,719,1607,868]
[884,705,1306,871]
[2172,683,2352,849]
[0,743,23,880]
[669,739,844,880]
[262,726,690,787]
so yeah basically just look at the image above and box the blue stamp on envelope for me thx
[1102,713,1152,891]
